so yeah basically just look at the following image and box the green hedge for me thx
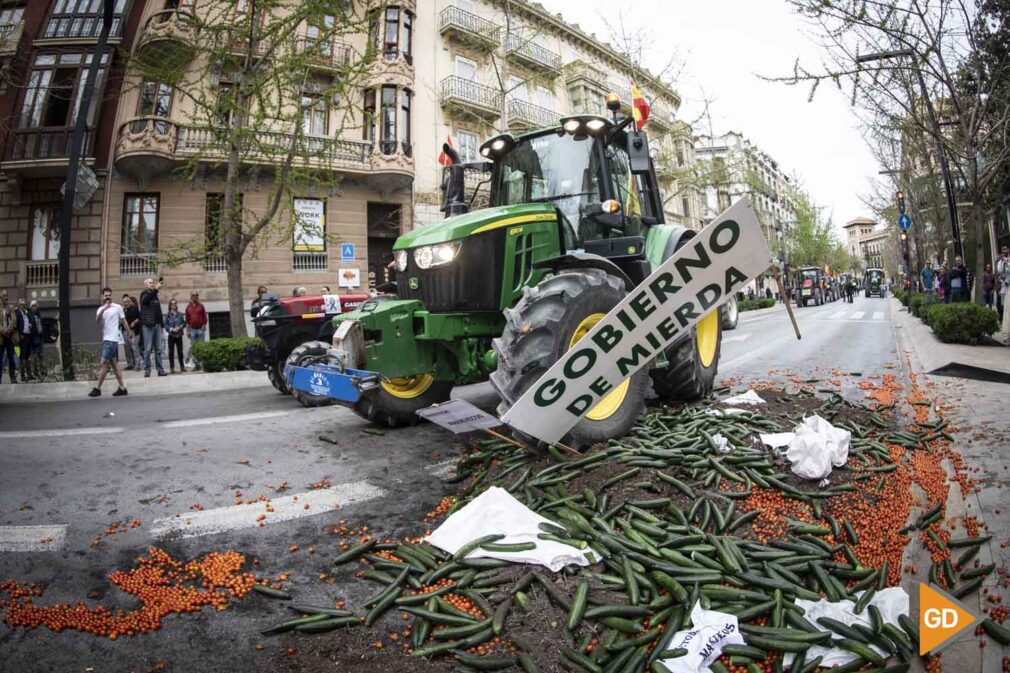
[738,298,776,312]
[892,288,907,303]
[913,293,940,320]
[191,337,263,372]
[924,303,1000,344]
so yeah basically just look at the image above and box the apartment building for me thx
[0,0,694,339]
[0,0,146,339]
[843,217,876,261]
[843,218,891,272]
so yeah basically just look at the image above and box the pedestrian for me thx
[15,298,32,381]
[0,290,18,384]
[949,256,969,303]
[765,287,772,300]
[165,299,186,373]
[293,286,307,297]
[89,287,129,398]
[982,263,996,310]
[26,300,44,380]
[121,295,140,370]
[938,264,949,303]
[184,291,207,369]
[997,245,1010,337]
[921,265,934,293]
[251,285,268,319]
[321,286,331,294]
[139,277,167,377]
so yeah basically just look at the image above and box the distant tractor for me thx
[794,267,824,307]
[865,268,885,297]
[286,95,729,447]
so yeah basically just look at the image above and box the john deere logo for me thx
[409,277,419,290]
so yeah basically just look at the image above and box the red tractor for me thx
[245,292,369,404]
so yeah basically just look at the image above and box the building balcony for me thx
[115,116,179,179]
[120,252,158,277]
[439,76,502,121]
[296,37,353,72]
[608,82,633,108]
[0,20,24,55]
[367,49,414,88]
[363,0,415,12]
[136,9,197,62]
[3,128,93,177]
[507,99,557,130]
[564,60,608,90]
[506,34,561,73]
[438,6,500,50]
[648,101,675,132]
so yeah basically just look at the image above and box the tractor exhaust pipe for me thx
[440,143,469,218]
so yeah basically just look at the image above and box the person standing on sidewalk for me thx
[139,278,167,378]
[15,298,32,381]
[250,285,268,319]
[998,245,1010,339]
[184,291,207,369]
[982,263,996,310]
[26,300,44,380]
[949,256,969,303]
[89,287,129,398]
[121,295,140,370]
[165,299,186,373]
[0,290,18,384]
[938,264,950,303]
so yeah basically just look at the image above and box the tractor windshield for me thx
[868,270,883,283]
[493,133,602,238]
[801,269,818,286]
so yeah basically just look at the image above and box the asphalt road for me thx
[0,293,898,673]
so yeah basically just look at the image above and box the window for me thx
[380,85,396,154]
[535,86,553,110]
[216,81,233,126]
[122,195,159,256]
[30,206,61,261]
[362,88,375,141]
[455,0,476,12]
[302,93,328,136]
[369,6,414,60]
[682,197,691,219]
[0,7,24,30]
[454,56,477,80]
[204,193,243,251]
[399,89,411,156]
[306,13,334,47]
[138,81,172,121]
[508,76,527,101]
[43,0,126,40]
[383,7,399,55]
[457,130,478,163]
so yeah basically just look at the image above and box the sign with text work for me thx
[501,197,772,444]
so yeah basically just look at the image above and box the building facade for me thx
[0,0,696,340]
[842,217,891,273]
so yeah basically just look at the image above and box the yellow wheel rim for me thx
[381,374,435,399]
[696,310,719,368]
[568,313,630,421]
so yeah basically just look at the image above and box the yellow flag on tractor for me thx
[631,84,650,131]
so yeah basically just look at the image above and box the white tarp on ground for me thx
[783,587,910,667]
[659,602,745,673]
[424,486,594,572]
[722,390,766,405]
[785,414,851,480]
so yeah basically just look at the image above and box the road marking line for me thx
[0,427,123,439]
[721,334,753,344]
[426,459,458,480]
[829,310,847,319]
[0,525,67,552]
[149,482,385,541]
[719,333,795,371]
[873,311,885,320]
[160,410,289,428]
[850,311,865,319]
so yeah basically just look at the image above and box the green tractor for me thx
[865,268,885,297]
[288,102,723,446]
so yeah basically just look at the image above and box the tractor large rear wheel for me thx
[286,342,336,408]
[352,375,452,427]
[721,295,739,330]
[268,358,290,394]
[490,268,649,449]
[650,309,721,401]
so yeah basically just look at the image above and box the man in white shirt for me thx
[90,287,129,398]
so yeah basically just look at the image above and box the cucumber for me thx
[743,634,810,653]
[252,584,291,600]
[600,616,645,633]
[835,638,884,665]
[817,617,867,642]
[294,615,360,633]
[982,618,1010,645]
[948,535,991,548]
[332,539,376,565]
[454,534,505,560]
[261,613,330,634]
[479,541,537,552]
[567,581,589,631]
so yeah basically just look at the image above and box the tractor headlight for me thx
[412,242,461,270]
[394,250,408,272]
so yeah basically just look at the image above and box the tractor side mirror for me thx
[627,130,651,173]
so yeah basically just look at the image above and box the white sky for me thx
[543,0,881,236]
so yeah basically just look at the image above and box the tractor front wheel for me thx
[490,268,649,449]
[352,375,452,427]
[286,341,336,408]
[268,357,290,394]
[650,309,721,401]
[721,295,739,330]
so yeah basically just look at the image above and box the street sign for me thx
[340,242,355,262]
[898,213,912,230]
[501,197,772,445]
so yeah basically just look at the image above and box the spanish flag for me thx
[630,83,650,131]
[437,134,454,166]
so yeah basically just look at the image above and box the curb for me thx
[0,369,270,403]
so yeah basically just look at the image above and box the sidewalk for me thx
[0,367,270,403]
[889,297,1009,378]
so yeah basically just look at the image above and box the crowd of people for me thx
[0,289,46,384]
[916,246,1010,317]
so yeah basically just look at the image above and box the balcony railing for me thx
[505,34,561,71]
[139,9,196,51]
[203,255,227,273]
[438,6,501,46]
[439,76,502,117]
[120,253,158,277]
[507,99,557,129]
[564,60,608,89]
[293,251,327,271]
[176,127,373,167]
[6,128,93,163]
[296,37,353,69]
[25,261,59,287]
[0,20,22,54]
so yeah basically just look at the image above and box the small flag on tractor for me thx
[437,135,454,166]
[630,84,650,131]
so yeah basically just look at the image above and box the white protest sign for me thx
[501,197,771,445]
[417,399,502,434]
[322,294,342,314]
[659,602,744,673]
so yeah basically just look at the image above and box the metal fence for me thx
[293,251,327,271]
[438,6,501,44]
[439,76,502,112]
[120,252,158,277]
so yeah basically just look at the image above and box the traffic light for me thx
[896,191,906,215]
[899,231,909,254]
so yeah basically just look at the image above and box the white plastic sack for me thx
[760,432,795,448]
[658,602,744,673]
[782,587,909,667]
[424,486,594,572]
[722,390,766,405]
[705,408,748,417]
[785,415,851,480]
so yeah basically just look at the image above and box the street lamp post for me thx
[857,49,963,259]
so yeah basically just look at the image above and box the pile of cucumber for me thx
[254,390,1006,672]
